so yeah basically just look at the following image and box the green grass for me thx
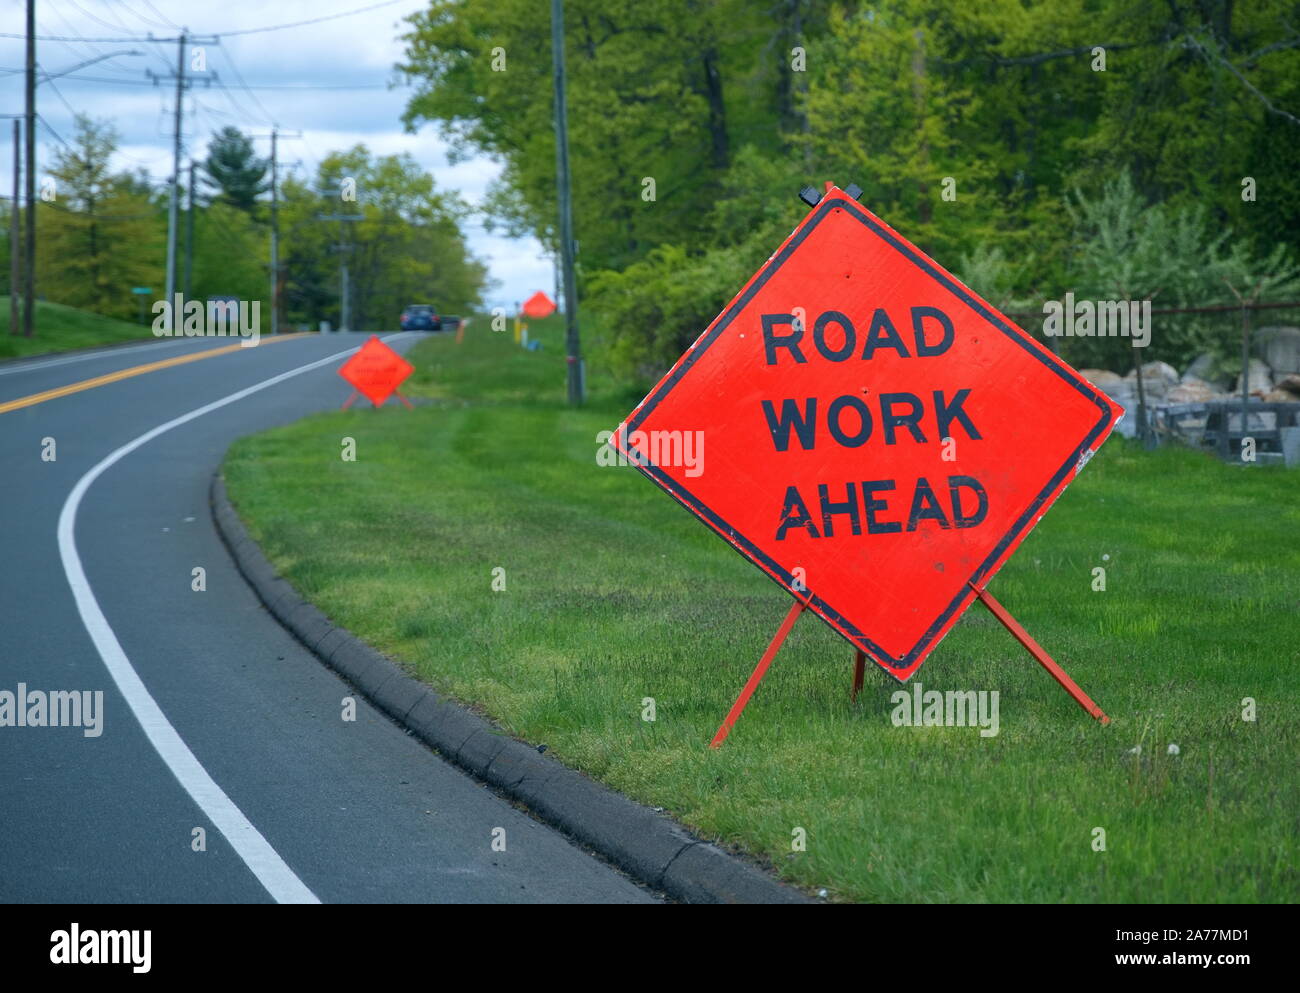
[0,297,155,361]
[224,315,1300,902]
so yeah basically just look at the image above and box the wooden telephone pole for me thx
[550,0,583,404]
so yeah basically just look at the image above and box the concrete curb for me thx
[211,473,810,904]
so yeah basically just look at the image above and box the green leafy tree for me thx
[399,0,1300,384]
[188,200,270,314]
[398,0,796,273]
[37,115,161,320]
[202,126,270,214]
[279,146,488,329]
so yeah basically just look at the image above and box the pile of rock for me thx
[1076,326,1300,438]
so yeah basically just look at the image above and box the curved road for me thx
[0,332,655,904]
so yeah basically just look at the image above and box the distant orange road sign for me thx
[522,291,556,319]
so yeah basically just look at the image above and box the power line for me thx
[0,0,410,42]
[217,44,275,123]
[39,196,162,220]
[42,0,162,76]
[214,0,409,39]
[37,67,79,119]
[42,0,110,65]
[0,68,390,89]
[37,113,71,149]
[63,0,140,34]
[118,0,181,32]
[210,74,271,126]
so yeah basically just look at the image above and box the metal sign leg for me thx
[710,599,807,748]
[970,582,1110,724]
[851,649,866,701]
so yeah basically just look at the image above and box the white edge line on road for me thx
[55,333,415,905]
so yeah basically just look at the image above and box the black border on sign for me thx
[620,196,1115,677]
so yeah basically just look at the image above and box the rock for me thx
[1132,377,1170,400]
[1255,327,1300,375]
[1235,357,1273,396]
[1100,379,1134,400]
[1078,369,1123,387]
[1166,381,1218,404]
[1125,360,1179,385]
[1111,395,1142,438]
[1182,353,1232,390]
[1274,373,1300,397]
[1144,380,1171,400]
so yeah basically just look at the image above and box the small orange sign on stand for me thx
[522,291,556,319]
[338,335,414,409]
[611,184,1122,746]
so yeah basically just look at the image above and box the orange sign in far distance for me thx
[522,291,557,319]
[338,335,414,407]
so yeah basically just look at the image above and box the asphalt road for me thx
[0,331,655,904]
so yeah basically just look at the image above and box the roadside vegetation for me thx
[224,317,1300,902]
[399,0,1300,381]
[0,297,156,360]
[0,116,487,338]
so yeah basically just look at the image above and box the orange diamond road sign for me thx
[522,291,557,319]
[613,186,1123,683]
[338,335,414,407]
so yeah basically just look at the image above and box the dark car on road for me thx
[400,304,441,331]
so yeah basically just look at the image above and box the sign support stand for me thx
[710,583,1109,748]
[343,389,412,410]
[710,598,807,748]
[968,582,1109,724]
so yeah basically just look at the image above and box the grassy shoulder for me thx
[224,316,1299,902]
[0,297,156,361]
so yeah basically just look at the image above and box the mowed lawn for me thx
[0,298,155,360]
[224,318,1299,902]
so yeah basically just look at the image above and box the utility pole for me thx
[317,211,363,331]
[553,249,560,316]
[270,128,277,335]
[341,256,349,331]
[550,0,582,404]
[255,129,300,336]
[164,32,185,317]
[184,159,195,302]
[15,47,145,340]
[23,0,35,337]
[147,33,217,325]
[9,119,19,336]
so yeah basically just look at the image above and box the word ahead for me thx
[775,475,987,541]
[613,186,1121,682]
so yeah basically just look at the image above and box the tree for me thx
[398,0,787,274]
[398,0,1300,383]
[202,126,269,213]
[188,200,269,313]
[37,115,161,320]
[278,146,488,329]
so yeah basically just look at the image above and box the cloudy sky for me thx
[0,0,553,312]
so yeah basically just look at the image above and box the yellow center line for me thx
[0,334,314,416]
